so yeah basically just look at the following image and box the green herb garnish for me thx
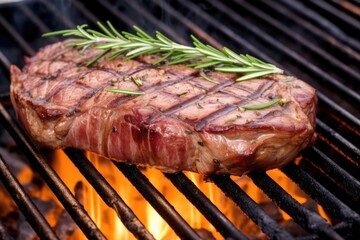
[44,21,285,110]
[130,76,143,87]
[199,71,219,84]
[105,88,144,95]
[238,98,284,111]
[43,21,283,82]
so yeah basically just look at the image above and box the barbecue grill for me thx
[0,0,359,239]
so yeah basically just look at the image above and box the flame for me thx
[268,169,309,221]
[13,150,330,239]
[85,152,132,240]
[51,150,87,239]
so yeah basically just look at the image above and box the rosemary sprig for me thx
[43,21,283,81]
[105,88,144,95]
[44,22,285,110]
[238,98,284,111]
[199,70,219,84]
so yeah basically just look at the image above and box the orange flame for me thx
[43,150,330,239]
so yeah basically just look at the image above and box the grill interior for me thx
[0,0,359,239]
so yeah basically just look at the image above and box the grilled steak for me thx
[10,40,317,175]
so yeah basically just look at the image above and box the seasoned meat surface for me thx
[10,40,317,175]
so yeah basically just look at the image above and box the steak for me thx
[10,40,317,175]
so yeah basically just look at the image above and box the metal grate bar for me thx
[204,0,360,104]
[126,1,187,45]
[300,158,360,215]
[248,171,343,240]
[151,0,223,50]
[113,162,202,240]
[278,0,360,52]
[151,0,270,62]
[0,53,11,105]
[17,4,58,43]
[254,0,360,64]
[128,0,224,60]
[307,0,360,33]
[94,0,136,27]
[233,0,360,84]
[0,50,11,70]
[0,154,59,240]
[95,0,188,46]
[72,0,99,25]
[303,147,360,203]
[0,104,106,240]
[281,162,360,227]
[64,148,155,240]
[317,92,360,132]
[316,119,360,167]
[209,175,295,239]
[314,138,360,183]
[37,0,75,29]
[0,14,34,56]
[330,0,360,17]
[164,172,248,240]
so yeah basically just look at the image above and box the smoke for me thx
[53,0,72,13]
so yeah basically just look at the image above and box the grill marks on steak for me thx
[10,40,317,175]
[194,80,276,131]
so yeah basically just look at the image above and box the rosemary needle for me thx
[105,88,144,95]
[199,71,219,84]
[238,98,284,111]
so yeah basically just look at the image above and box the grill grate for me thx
[0,104,106,240]
[0,0,359,239]
[64,148,154,240]
[0,154,58,240]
